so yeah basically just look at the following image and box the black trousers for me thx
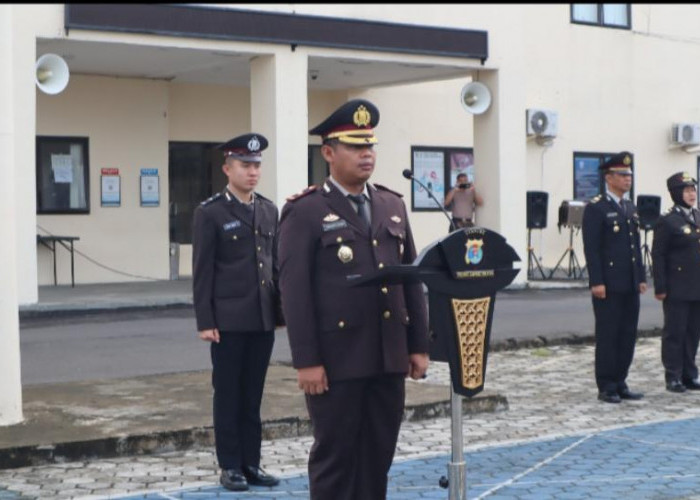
[662,299,700,383]
[210,330,274,469]
[305,374,405,500]
[592,292,640,393]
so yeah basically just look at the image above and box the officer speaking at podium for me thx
[582,152,647,404]
[278,99,429,500]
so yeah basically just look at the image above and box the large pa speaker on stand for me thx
[637,194,661,276]
[549,200,587,280]
[526,191,548,279]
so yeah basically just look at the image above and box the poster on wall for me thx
[574,156,601,201]
[412,150,445,210]
[101,168,121,207]
[449,151,474,187]
[140,168,160,207]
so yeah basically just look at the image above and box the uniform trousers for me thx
[662,299,700,383]
[210,330,274,470]
[305,374,405,500]
[592,292,640,393]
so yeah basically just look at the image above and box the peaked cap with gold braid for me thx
[309,99,379,145]
[599,151,633,175]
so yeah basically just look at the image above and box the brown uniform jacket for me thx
[192,189,282,332]
[278,180,429,382]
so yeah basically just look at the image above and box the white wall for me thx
[37,75,170,284]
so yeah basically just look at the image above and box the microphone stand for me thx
[403,170,466,500]
[403,171,457,232]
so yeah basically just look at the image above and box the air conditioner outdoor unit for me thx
[526,109,558,138]
[672,123,700,146]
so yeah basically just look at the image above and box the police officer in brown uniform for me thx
[652,172,700,393]
[278,100,429,500]
[582,152,647,404]
[192,133,281,491]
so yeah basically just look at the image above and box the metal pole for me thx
[448,387,466,500]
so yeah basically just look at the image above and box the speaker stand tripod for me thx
[549,226,585,280]
[527,229,547,280]
[641,228,653,277]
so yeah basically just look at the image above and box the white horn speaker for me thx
[460,81,491,115]
[35,53,70,95]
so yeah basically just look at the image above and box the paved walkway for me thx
[3,336,700,499]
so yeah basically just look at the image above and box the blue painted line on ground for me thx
[114,416,700,499]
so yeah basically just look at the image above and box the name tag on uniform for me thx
[322,219,349,232]
[223,221,241,231]
[606,212,618,218]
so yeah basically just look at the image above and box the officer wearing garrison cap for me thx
[192,133,282,491]
[652,172,700,393]
[582,152,647,404]
[278,100,429,499]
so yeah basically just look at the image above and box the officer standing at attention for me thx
[278,99,429,500]
[651,172,700,393]
[582,152,647,404]
[192,133,281,491]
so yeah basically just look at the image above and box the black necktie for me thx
[347,194,370,231]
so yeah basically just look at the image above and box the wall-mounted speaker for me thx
[35,53,70,95]
[637,194,661,230]
[526,191,548,229]
[460,81,491,115]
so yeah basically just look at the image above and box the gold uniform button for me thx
[255,230,259,235]
[381,287,389,294]
[678,267,682,271]
[378,263,384,269]
[405,315,410,323]
[259,262,263,268]
[338,321,345,329]
[336,236,343,243]
[609,262,614,267]
[383,310,391,319]
[373,239,378,246]
[632,257,636,262]
[261,279,266,285]
[257,246,262,252]
[233,235,238,240]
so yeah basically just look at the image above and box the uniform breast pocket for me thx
[386,225,406,261]
[320,228,357,267]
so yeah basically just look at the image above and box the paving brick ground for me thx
[3,336,700,499]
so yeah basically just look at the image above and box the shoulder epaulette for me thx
[200,192,223,206]
[373,183,403,198]
[254,192,273,203]
[286,184,319,202]
[590,195,602,203]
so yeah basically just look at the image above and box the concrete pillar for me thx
[250,50,309,207]
[473,69,528,285]
[0,3,24,426]
[13,6,38,305]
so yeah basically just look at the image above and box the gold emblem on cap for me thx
[391,215,402,223]
[623,155,631,166]
[337,245,354,264]
[323,213,340,222]
[353,105,371,127]
[683,172,694,183]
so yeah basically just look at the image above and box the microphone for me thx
[402,169,456,232]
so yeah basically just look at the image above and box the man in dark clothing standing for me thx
[192,133,281,491]
[582,151,647,404]
[652,171,700,393]
[278,99,429,500]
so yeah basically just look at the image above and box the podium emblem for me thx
[465,239,484,265]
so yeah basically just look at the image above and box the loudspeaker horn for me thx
[35,53,70,95]
[460,81,491,115]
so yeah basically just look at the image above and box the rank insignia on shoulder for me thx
[286,185,318,202]
[200,192,222,206]
[390,215,402,223]
[591,195,602,203]
[323,213,340,222]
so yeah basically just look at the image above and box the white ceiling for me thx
[37,38,474,90]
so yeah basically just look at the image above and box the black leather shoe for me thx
[682,378,700,390]
[598,391,621,403]
[667,380,687,393]
[220,469,248,491]
[242,465,280,487]
[618,388,644,400]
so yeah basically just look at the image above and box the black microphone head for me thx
[402,169,413,179]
